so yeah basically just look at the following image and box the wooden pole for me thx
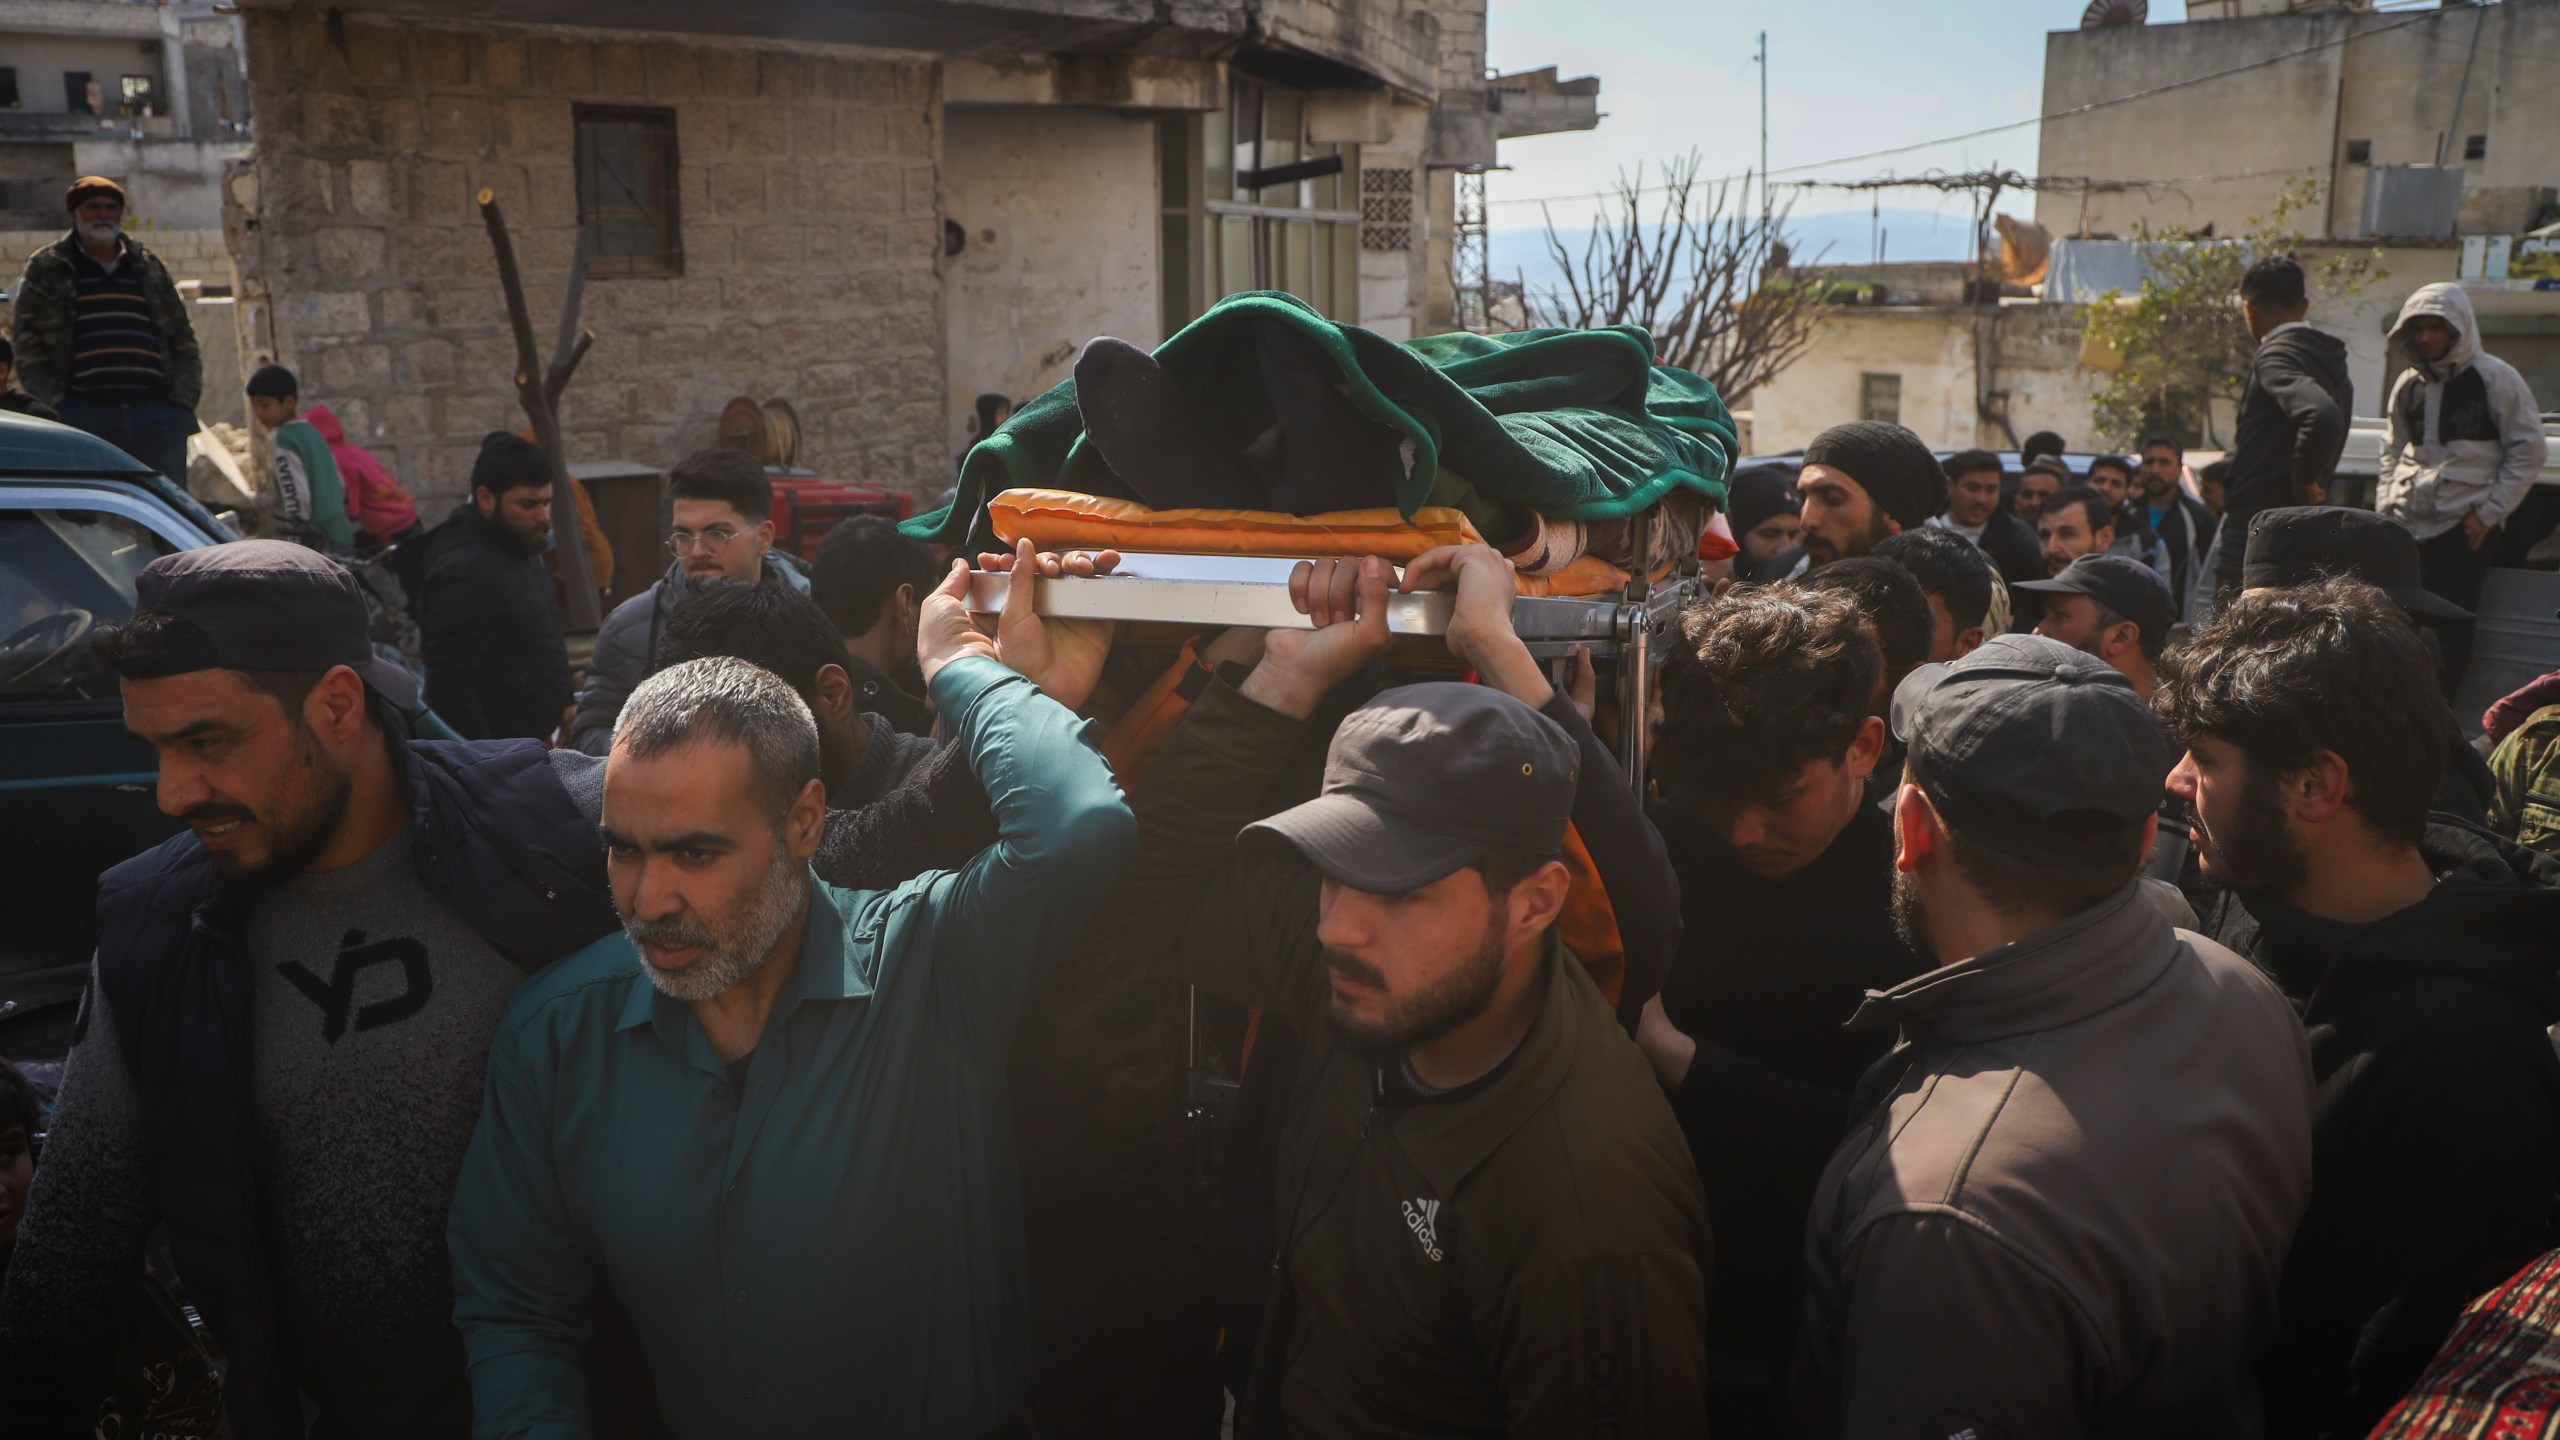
[477,189,603,631]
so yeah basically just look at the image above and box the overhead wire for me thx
[1489,7,2454,211]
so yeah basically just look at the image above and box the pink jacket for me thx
[304,404,419,543]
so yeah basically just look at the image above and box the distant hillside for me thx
[1489,205,1977,304]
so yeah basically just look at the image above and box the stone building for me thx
[1748,0,2560,454]
[0,0,249,231]
[211,0,1598,520]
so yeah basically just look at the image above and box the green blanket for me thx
[906,291,1737,548]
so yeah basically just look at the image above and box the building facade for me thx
[1750,0,2560,455]
[206,0,1595,512]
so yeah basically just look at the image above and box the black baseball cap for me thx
[1891,633,2169,866]
[2015,554,2175,651]
[2242,506,2470,620]
[1242,682,1578,893]
[125,540,420,708]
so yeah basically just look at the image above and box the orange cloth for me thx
[518,426,616,596]
[1554,823,1626,1010]
[986,488,1630,596]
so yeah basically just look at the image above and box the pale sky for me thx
[1483,0,2173,249]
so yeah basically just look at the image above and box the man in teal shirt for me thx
[448,547,1138,1438]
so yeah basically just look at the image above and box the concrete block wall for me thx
[231,10,947,509]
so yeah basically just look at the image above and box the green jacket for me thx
[1109,678,1712,1439]
[448,656,1139,1439]
[8,231,203,409]
[268,417,355,552]
[2488,703,2560,858]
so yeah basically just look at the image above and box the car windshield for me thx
[0,508,176,702]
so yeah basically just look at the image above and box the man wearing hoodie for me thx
[305,402,420,551]
[2160,577,2560,1439]
[2215,257,2352,599]
[2379,282,2550,687]
[570,448,810,754]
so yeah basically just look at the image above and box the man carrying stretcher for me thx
[1093,544,1711,1438]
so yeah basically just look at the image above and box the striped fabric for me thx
[2371,1248,2560,1438]
[66,244,168,401]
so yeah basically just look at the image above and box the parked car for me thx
[0,411,447,1067]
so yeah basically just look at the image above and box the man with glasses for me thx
[572,448,812,754]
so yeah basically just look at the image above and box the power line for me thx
[1490,8,2448,210]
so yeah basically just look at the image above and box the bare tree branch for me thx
[478,190,601,630]
[1524,152,1826,409]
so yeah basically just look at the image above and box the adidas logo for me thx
[1401,1197,1444,1262]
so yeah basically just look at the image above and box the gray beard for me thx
[79,220,121,252]
[628,855,810,1003]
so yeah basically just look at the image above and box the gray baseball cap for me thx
[1890,632,2168,865]
[1242,682,1578,893]
[2015,554,2175,651]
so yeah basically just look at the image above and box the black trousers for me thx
[2417,522,2496,693]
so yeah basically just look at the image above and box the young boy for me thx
[245,363,355,553]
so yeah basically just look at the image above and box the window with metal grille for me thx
[2345,138,2371,165]
[1860,373,1901,426]
[2464,134,2487,162]
[118,75,158,117]
[575,105,683,278]
[1362,167,1414,252]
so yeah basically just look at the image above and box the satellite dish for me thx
[2081,0,2147,27]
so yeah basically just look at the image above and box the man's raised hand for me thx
[1239,555,1393,720]
[1401,544,1551,708]
[917,557,1000,687]
[973,538,1120,712]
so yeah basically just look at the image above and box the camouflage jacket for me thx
[8,231,202,409]
[2488,703,2560,859]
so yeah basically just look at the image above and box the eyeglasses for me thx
[667,526,744,558]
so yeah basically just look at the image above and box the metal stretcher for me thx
[966,512,1691,1172]
[963,507,1685,797]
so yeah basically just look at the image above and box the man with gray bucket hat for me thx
[1111,545,1708,1438]
[1791,633,2314,1438]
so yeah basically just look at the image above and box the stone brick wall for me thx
[231,11,946,508]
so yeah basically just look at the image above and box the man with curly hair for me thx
[1636,583,1923,1430]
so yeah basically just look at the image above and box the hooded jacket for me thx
[2379,283,2551,542]
[303,404,419,545]
[569,548,813,755]
[2197,821,2560,1439]
[2222,326,2353,578]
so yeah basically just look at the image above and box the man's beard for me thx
[1890,869,1939,967]
[625,852,809,1003]
[2191,769,2308,895]
[1806,508,1892,565]
[1321,920,1506,1063]
[196,721,353,899]
[493,516,549,557]
[78,219,120,250]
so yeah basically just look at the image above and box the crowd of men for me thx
[5,213,2560,1440]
